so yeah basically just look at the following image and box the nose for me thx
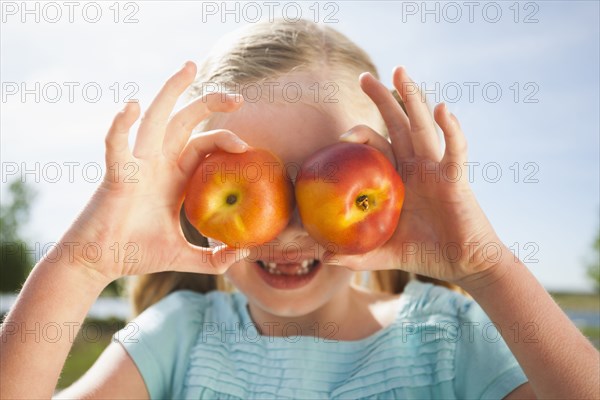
[276,207,308,243]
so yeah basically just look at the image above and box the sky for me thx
[1,1,599,292]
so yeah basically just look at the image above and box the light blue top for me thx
[113,280,528,399]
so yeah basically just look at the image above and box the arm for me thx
[0,62,248,398]
[504,383,537,399]
[331,67,599,399]
[0,257,148,400]
[54,342,148,399]
[464,251,600,399]
[0,258,108,399]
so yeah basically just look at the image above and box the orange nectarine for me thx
[184,148,294,247]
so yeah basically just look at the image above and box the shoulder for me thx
[396,280,529,400]
[118,289,246,351]
[398,279,474,321]
[113,290,247,399]
[147,289,209,313]
[136,289,243,322]
[130,290,208,330]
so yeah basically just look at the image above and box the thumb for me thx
[173,243,250,275]
[323,248,396,272]
[323,250,363,271]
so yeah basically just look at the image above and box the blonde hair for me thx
[130,19,463,315]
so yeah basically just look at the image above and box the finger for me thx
[359,72,414,160]
[177,130,249,177]
[105,101,140,166]
[323,249,396,272]
[171,243,250,275]
[133,61,197,158]
[339,125,397,169]
[393,66,442,161]
[322,251,362,270]
[163,92,244,160]
[434,103,468,165]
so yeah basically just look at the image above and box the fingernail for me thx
[442,103,450,117]
[339,130,357,141]
[208,237,225,247]
[395,66,412,81]
[233,136,248,149]
[442,104,456,122]
[181,61,191,70]
[237,248,251,259]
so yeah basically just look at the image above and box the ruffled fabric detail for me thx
[180,280,474,399]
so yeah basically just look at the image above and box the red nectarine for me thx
[295,142,404,254]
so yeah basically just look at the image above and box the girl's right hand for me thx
[58,61,249,286]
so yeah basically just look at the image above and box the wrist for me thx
[37,248,114,294]
[456,243,522,295]
[50,227,125,286]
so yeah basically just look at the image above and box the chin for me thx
[253,294,327,318]
[225,259,354,319]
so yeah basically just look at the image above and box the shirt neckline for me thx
[231,279,425,347]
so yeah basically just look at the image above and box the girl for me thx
[2,20,598,399]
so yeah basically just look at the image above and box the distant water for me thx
[565,310,600,328]
[0,294,131,320]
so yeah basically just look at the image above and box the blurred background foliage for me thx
[1,180,36,293]
[1,179,125,296]
[586,230,600,293]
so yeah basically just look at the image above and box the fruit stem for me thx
[356,195,369,211]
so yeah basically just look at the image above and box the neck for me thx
[247,285,358,340]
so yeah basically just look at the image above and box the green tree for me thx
[1,180,36,292]
[587,229,600,293]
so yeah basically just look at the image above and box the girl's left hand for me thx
[328,67,511,291]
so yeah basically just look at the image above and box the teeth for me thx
[298,259,313,274]
[267,262,280,275]
[259,259,318,276]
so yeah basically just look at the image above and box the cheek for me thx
[223,260,254,292]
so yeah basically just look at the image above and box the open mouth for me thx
[253,259,322,289]
[256,259,319,275]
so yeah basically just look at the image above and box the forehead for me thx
[209,100,353,166]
